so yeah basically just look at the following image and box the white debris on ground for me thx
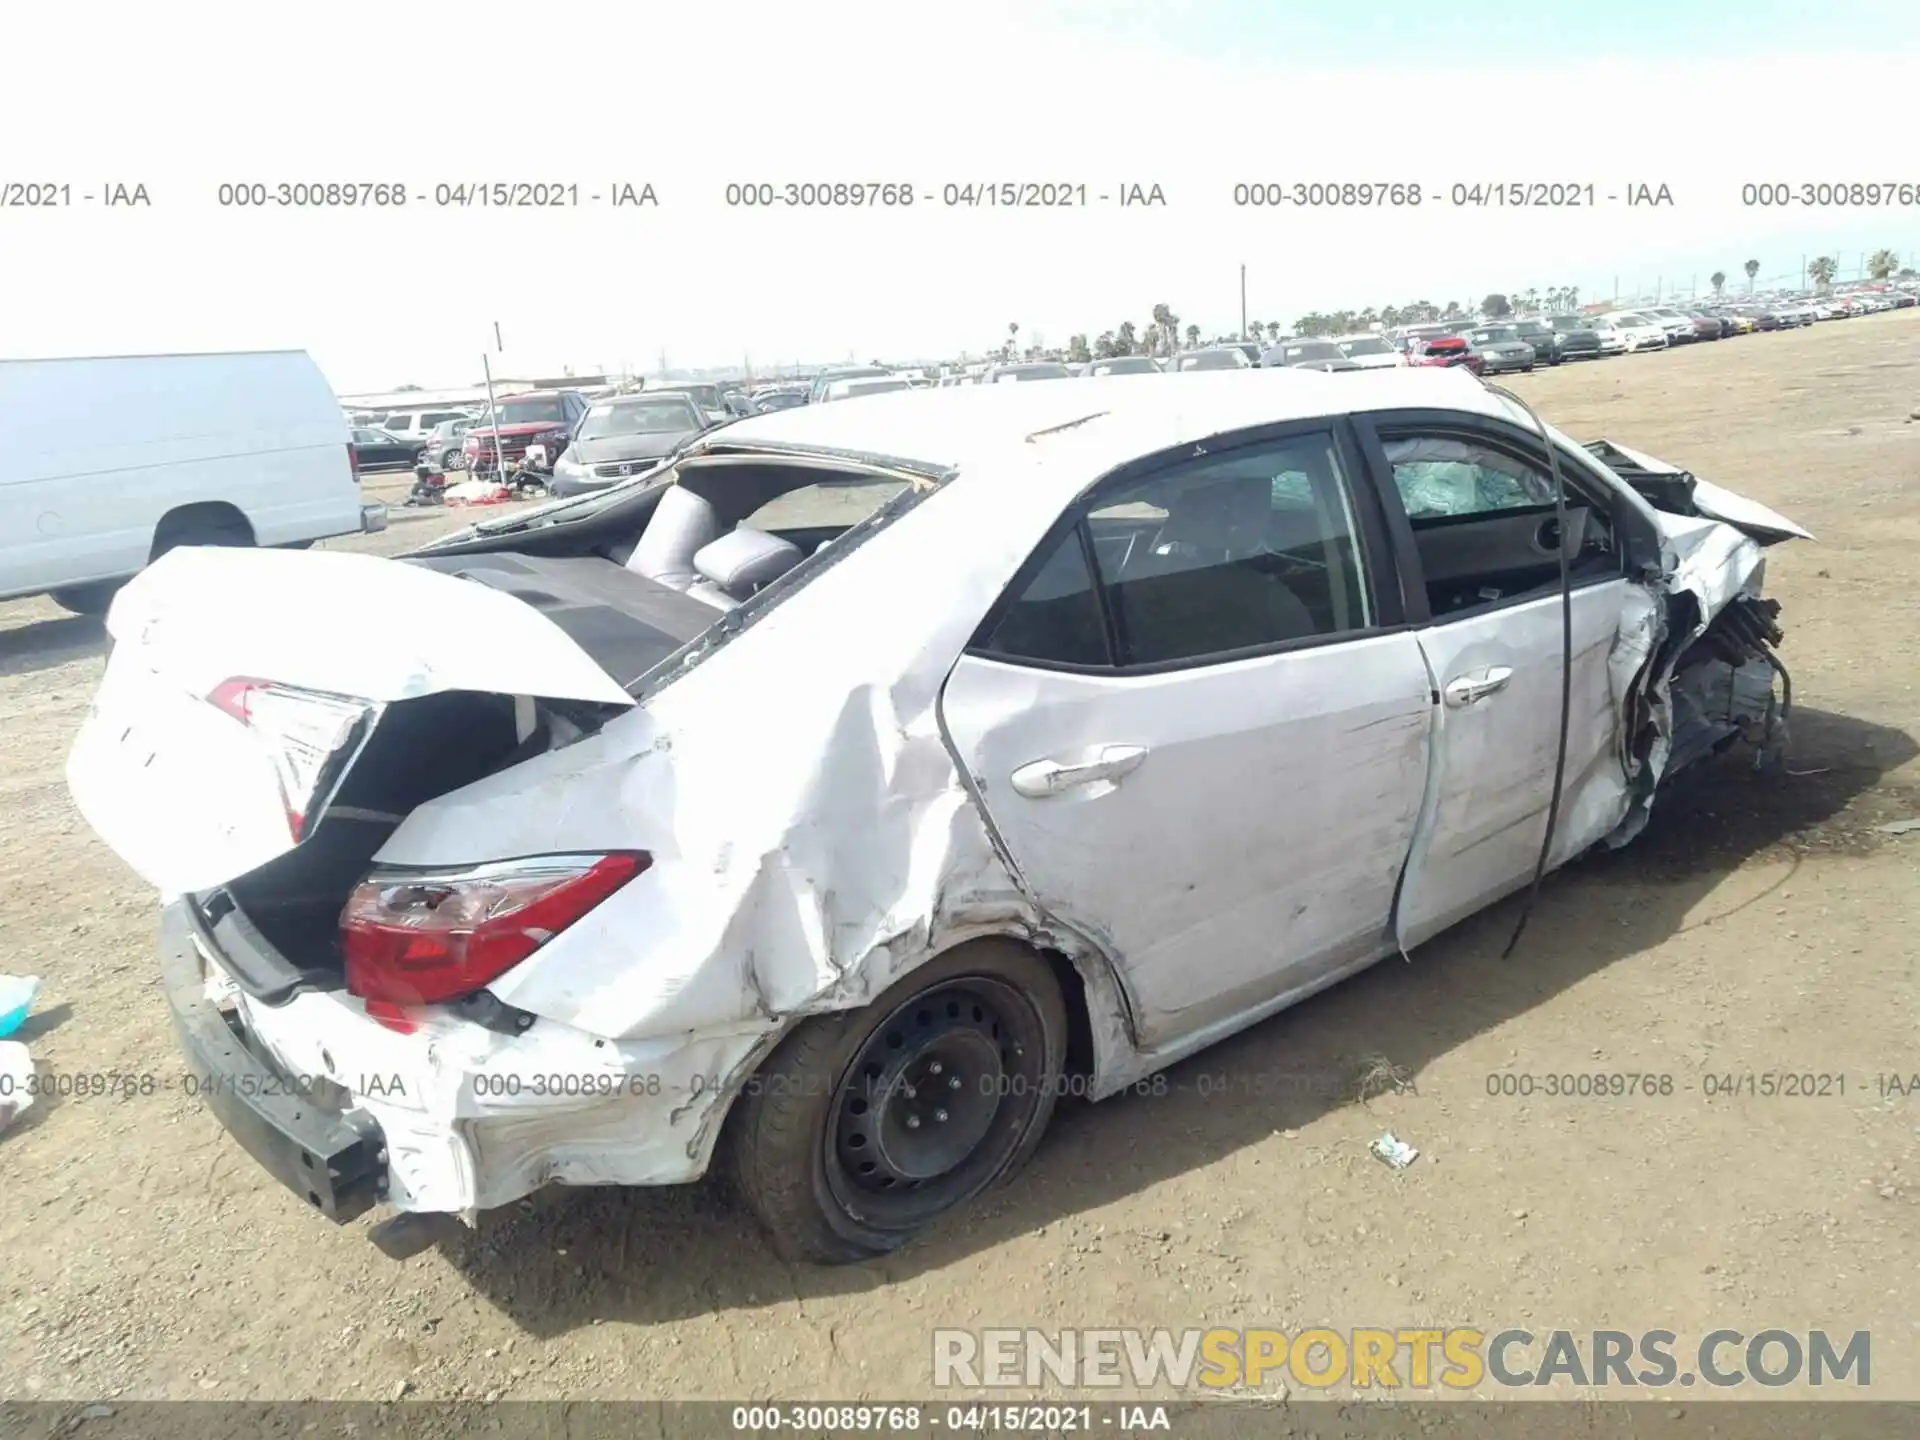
[0,974,40,1136]
[1369,1132,1419,1170]
[0,1041,32,1135]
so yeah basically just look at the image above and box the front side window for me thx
[975,432,1373,668]
[1379,428,1620,616]
[1386,436,1555,519]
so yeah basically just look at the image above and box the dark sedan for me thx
[1545,315,1604,361]
[546,393,709,498]
[1684,310,1729,340]
[350,426,427,472]
[1463,325,1537,374]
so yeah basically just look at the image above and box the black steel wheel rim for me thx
[825,976,1048,1229]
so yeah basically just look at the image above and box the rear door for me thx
[940,422,1435,1051]
[1354,411,1636,952]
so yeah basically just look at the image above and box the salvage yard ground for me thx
[2,316,1918,1405]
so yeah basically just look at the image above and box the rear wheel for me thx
[151,512,253,562]
[50,582,121,617]
[725,940,1069,1263]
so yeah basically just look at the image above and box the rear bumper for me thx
[163,901,774,1218]
[161,903,388,1222]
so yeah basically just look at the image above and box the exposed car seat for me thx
[686,527,803,609]
[625,485,720,590]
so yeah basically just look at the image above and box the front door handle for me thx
[1442,665,1514,708]
[1009,744,1149,798]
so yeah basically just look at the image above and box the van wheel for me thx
[51,582,122,617]
[725,940,1068,1264]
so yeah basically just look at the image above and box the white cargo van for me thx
[0,350,387,614]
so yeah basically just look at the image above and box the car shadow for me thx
[0,613,109,678]
[436,706,1917,1335]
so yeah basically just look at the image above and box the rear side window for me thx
[974,430,1374,669]
[975,531,1109,666]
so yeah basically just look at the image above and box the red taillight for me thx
[207,676,265,723]
[341,853,649,1008]
[347,442,361,483]
[205,677,374,841]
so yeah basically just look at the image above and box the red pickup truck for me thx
[462,390,589,474]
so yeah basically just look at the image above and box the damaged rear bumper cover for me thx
[160,901,775,1229]
[160,904,388,1221]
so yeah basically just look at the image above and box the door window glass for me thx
[976,432,1373,667]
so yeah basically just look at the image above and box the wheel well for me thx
[1037,946,1096,1084]
[151,502,254,557]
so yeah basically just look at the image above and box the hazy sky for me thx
[4,1,1917,391]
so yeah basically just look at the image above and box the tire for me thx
[725,939,1069,1264]
[51,582,121,617]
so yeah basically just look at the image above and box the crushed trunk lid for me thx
[67,546,633,896]
[1585,439,1814,544]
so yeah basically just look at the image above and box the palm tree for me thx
[1808,255,1838,290]
[1116,320,1138,355]
[1265,321,1281,343]
[1184,323,1200,348]
[1743,258,1760,291]
[1710,270,1727,296]
[1868,249,1898,280]
[1094,331,1117,359]
[1005,322,1019,360]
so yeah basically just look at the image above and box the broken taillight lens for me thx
[341,853,649,1009]
[206,678,375,840]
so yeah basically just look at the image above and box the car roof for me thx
[696,367,1528,485]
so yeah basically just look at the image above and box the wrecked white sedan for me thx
[68,369,1808,1263]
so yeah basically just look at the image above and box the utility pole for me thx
[1240,264,1248,339]
[1800,255,1807,291]
[480,352,501,479]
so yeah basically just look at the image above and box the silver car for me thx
[69,370,1807,1264]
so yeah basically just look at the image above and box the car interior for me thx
[1378,431,1619,617]
[408,461,927,689]
[978,438,1372,666]
[618,467,918,610]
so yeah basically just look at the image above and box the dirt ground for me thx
[2,318,1918,1409]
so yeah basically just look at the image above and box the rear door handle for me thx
[1442,665,1514,708]
[1010,744,1149,798]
